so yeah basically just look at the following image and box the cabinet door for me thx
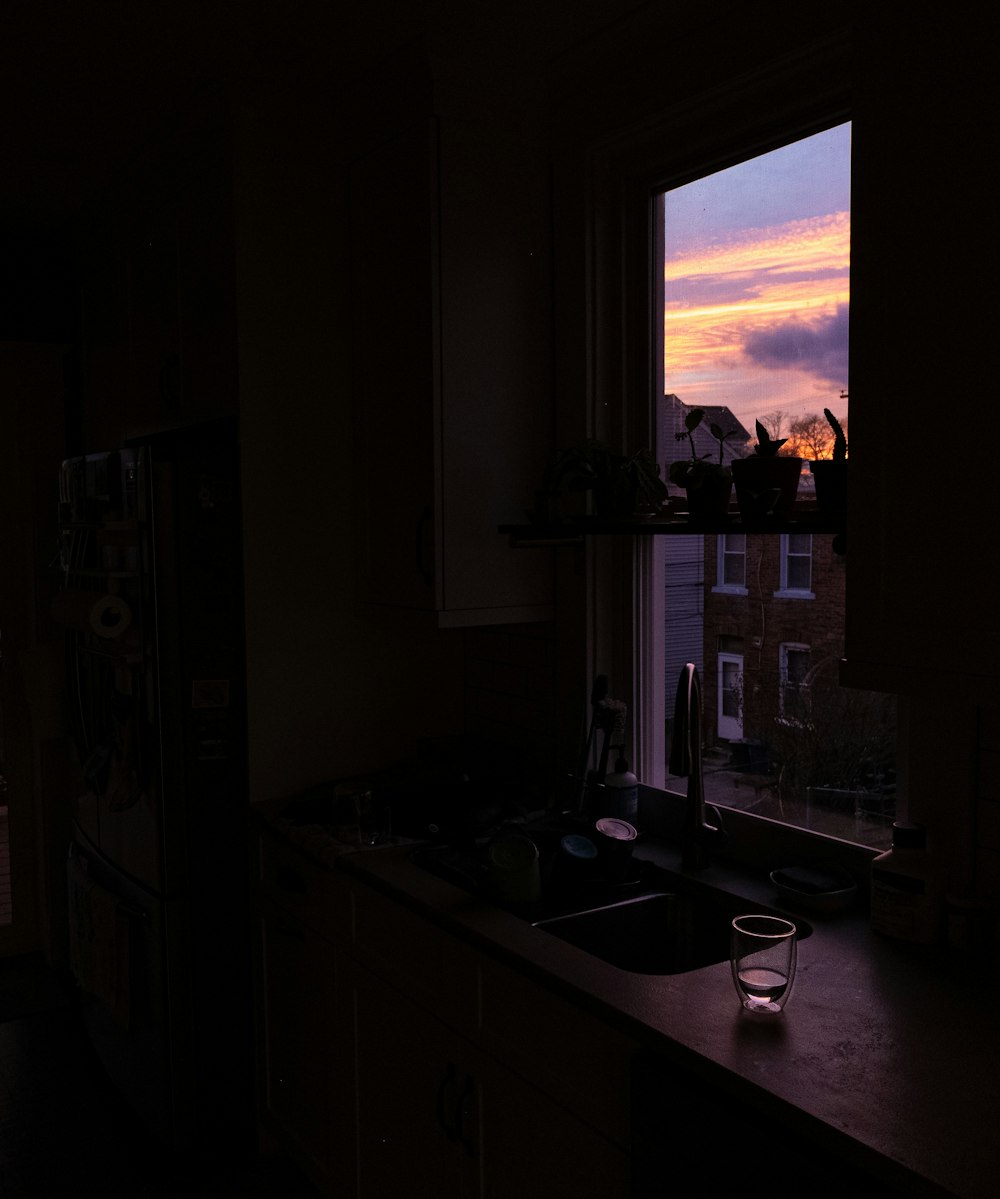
[258,901,354,1193]
[353,961,475,1199]
[478,1056,629,1199]
[348,116,553,628]
[350,120,440,614]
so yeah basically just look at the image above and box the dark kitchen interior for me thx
[1,4,997,1198]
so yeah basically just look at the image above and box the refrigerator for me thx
[55,417,252,1152]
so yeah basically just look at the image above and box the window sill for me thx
[500,508,844,544]
[773,589,815,600]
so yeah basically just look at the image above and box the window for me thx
[649,119,896,849]
[779,643,811,722]
[573,40,896,850]
[777,533,813,596]
[714,534,747,593]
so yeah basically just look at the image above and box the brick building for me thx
[701,529,847,751]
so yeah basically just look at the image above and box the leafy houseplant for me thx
[810,407,848,519]
[541,440,669,520]
[731,418,803,520]
[668,408,735,519]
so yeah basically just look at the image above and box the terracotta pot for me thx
[731,455,802,520]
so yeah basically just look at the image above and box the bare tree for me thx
[787,412,842,459]
[757,408,790,442]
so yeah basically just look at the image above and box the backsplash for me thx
[462,623,560,763]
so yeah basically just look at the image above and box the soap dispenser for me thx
[603,752,639,822]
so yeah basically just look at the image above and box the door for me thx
[718,653,743,741]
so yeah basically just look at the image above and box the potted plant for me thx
[810,407,848,519]
[540,440,669,521]
[668,408,736,519]
[731,420,803,520]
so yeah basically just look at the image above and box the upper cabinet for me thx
[844,19,996,699]
[349,113,554,628]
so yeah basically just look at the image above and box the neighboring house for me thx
[702,530,847,755]
[659,394,848,780]
[659,393,750,491]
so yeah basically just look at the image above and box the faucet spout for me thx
[669,663,725,869]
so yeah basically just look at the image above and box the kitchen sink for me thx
[532,889,811,975]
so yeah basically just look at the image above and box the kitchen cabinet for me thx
[843,26,996,701]
[348,114,553,628]
[353,962,478,1199]
[348,876,631,1198]
[349,901,630,1199]
[252,828,356,1194]
[253,821,631,1198]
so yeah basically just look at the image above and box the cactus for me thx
[823,408,847,462]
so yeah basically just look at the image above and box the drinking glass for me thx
[731,914,797,1013]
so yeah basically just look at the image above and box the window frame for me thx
[713,534,748,595]
[775,533,815,598]
[560,31,852,813]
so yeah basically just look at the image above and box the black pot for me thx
[683,470,732,520]
[731,455,802,520]
[810,459,848,518]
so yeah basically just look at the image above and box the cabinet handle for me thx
[415,506,433,587]
[436,1061,459,1142]
[455,1073,478,1158]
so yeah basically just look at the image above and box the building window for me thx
[714,534,747,594]
[779,643,811,723]
[777,533,813,597]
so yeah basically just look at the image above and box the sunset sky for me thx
[663,122,851,436]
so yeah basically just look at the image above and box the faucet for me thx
[669,663,726,869]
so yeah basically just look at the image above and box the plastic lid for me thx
[891,821,926,850]
[594,817,638,843]
[560,834,598,861]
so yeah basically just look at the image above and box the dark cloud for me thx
[742,303,848,387]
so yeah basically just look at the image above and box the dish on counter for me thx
[769,863,858,915]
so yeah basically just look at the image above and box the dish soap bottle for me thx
[604,753,639,822]
[870,821,943,944]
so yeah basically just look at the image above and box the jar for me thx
[870,821,943,945]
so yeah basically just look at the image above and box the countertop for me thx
[255,802,999,1199]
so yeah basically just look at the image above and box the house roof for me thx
[659,393,751,471]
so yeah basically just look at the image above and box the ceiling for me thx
[0,3,426,231]
[1,1,655,233]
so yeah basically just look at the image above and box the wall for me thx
[231,80,466,801]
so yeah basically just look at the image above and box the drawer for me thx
[257,828,353,945]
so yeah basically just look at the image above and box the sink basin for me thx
[532,889,811,975]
